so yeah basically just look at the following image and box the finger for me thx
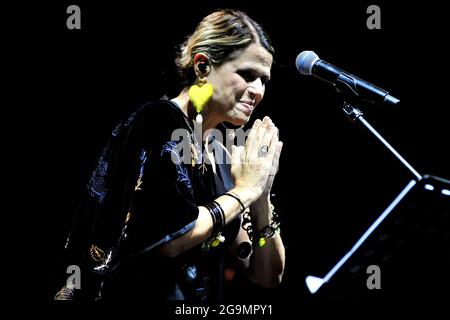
[270,141,283,176]
[249,122,275,165]
[266,142,283,192]
[231,146,244,179]
[239,146,245,164]
[247,117,274,164]
[231,145,240,166]
[232,145,245,165]
[245,119,262,148]
[265,142,282,189]
[250,116,272,150]
[265,126,279,159]
[266,133,280,173]
[258,116,273,140]
[244,119,262,162]
[262,121,278,148]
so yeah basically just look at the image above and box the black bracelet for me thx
[202,201,226,251]
[204,201,223,234]
[203,202,216,228]
[212,200,225,229]
[224,192,246,213]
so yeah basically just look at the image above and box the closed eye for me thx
[237,69,270,85]
[261,75,270,85]
[237,70,257,82]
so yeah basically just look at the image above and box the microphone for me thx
[295,50,400,106]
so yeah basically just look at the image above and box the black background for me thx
[8,0,449,315]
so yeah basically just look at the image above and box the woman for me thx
[55,9,284,301]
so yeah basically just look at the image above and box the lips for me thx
[238,101,254,115]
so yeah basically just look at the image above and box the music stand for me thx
[305,174,450,302]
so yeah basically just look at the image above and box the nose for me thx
[247,78,265,102]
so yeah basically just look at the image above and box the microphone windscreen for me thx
[295,50,320,75]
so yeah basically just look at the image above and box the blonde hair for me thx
[176,9,274,85]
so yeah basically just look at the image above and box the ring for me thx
[258,145,269,157]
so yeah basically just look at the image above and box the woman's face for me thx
[206,43,273,126]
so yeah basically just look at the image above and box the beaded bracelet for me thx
[241,204,280,247]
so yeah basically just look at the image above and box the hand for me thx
[262,129,283,197]
[231,117,279,201]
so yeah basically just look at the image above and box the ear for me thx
[193,53,211,76]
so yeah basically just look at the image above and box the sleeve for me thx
[120,105,199,258]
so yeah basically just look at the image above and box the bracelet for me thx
[223,192,246,213]
[241,204,280,247]
[202,201,226,251]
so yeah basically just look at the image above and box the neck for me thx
[171,89,221,135]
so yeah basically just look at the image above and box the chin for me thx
[229,116,249,127]
[228,108,252,127]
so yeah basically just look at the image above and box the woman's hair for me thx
[176,9,274,86]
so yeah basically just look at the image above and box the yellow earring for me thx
[189,78,213,124]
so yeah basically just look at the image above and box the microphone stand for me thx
[305,81,448,296]
[335,82,422,181]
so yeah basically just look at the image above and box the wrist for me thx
[230,186,259,209]
[251,193,270,207]
[241,204,281,248]
[250,197,272,228]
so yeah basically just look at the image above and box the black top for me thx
[62,99,241,301]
